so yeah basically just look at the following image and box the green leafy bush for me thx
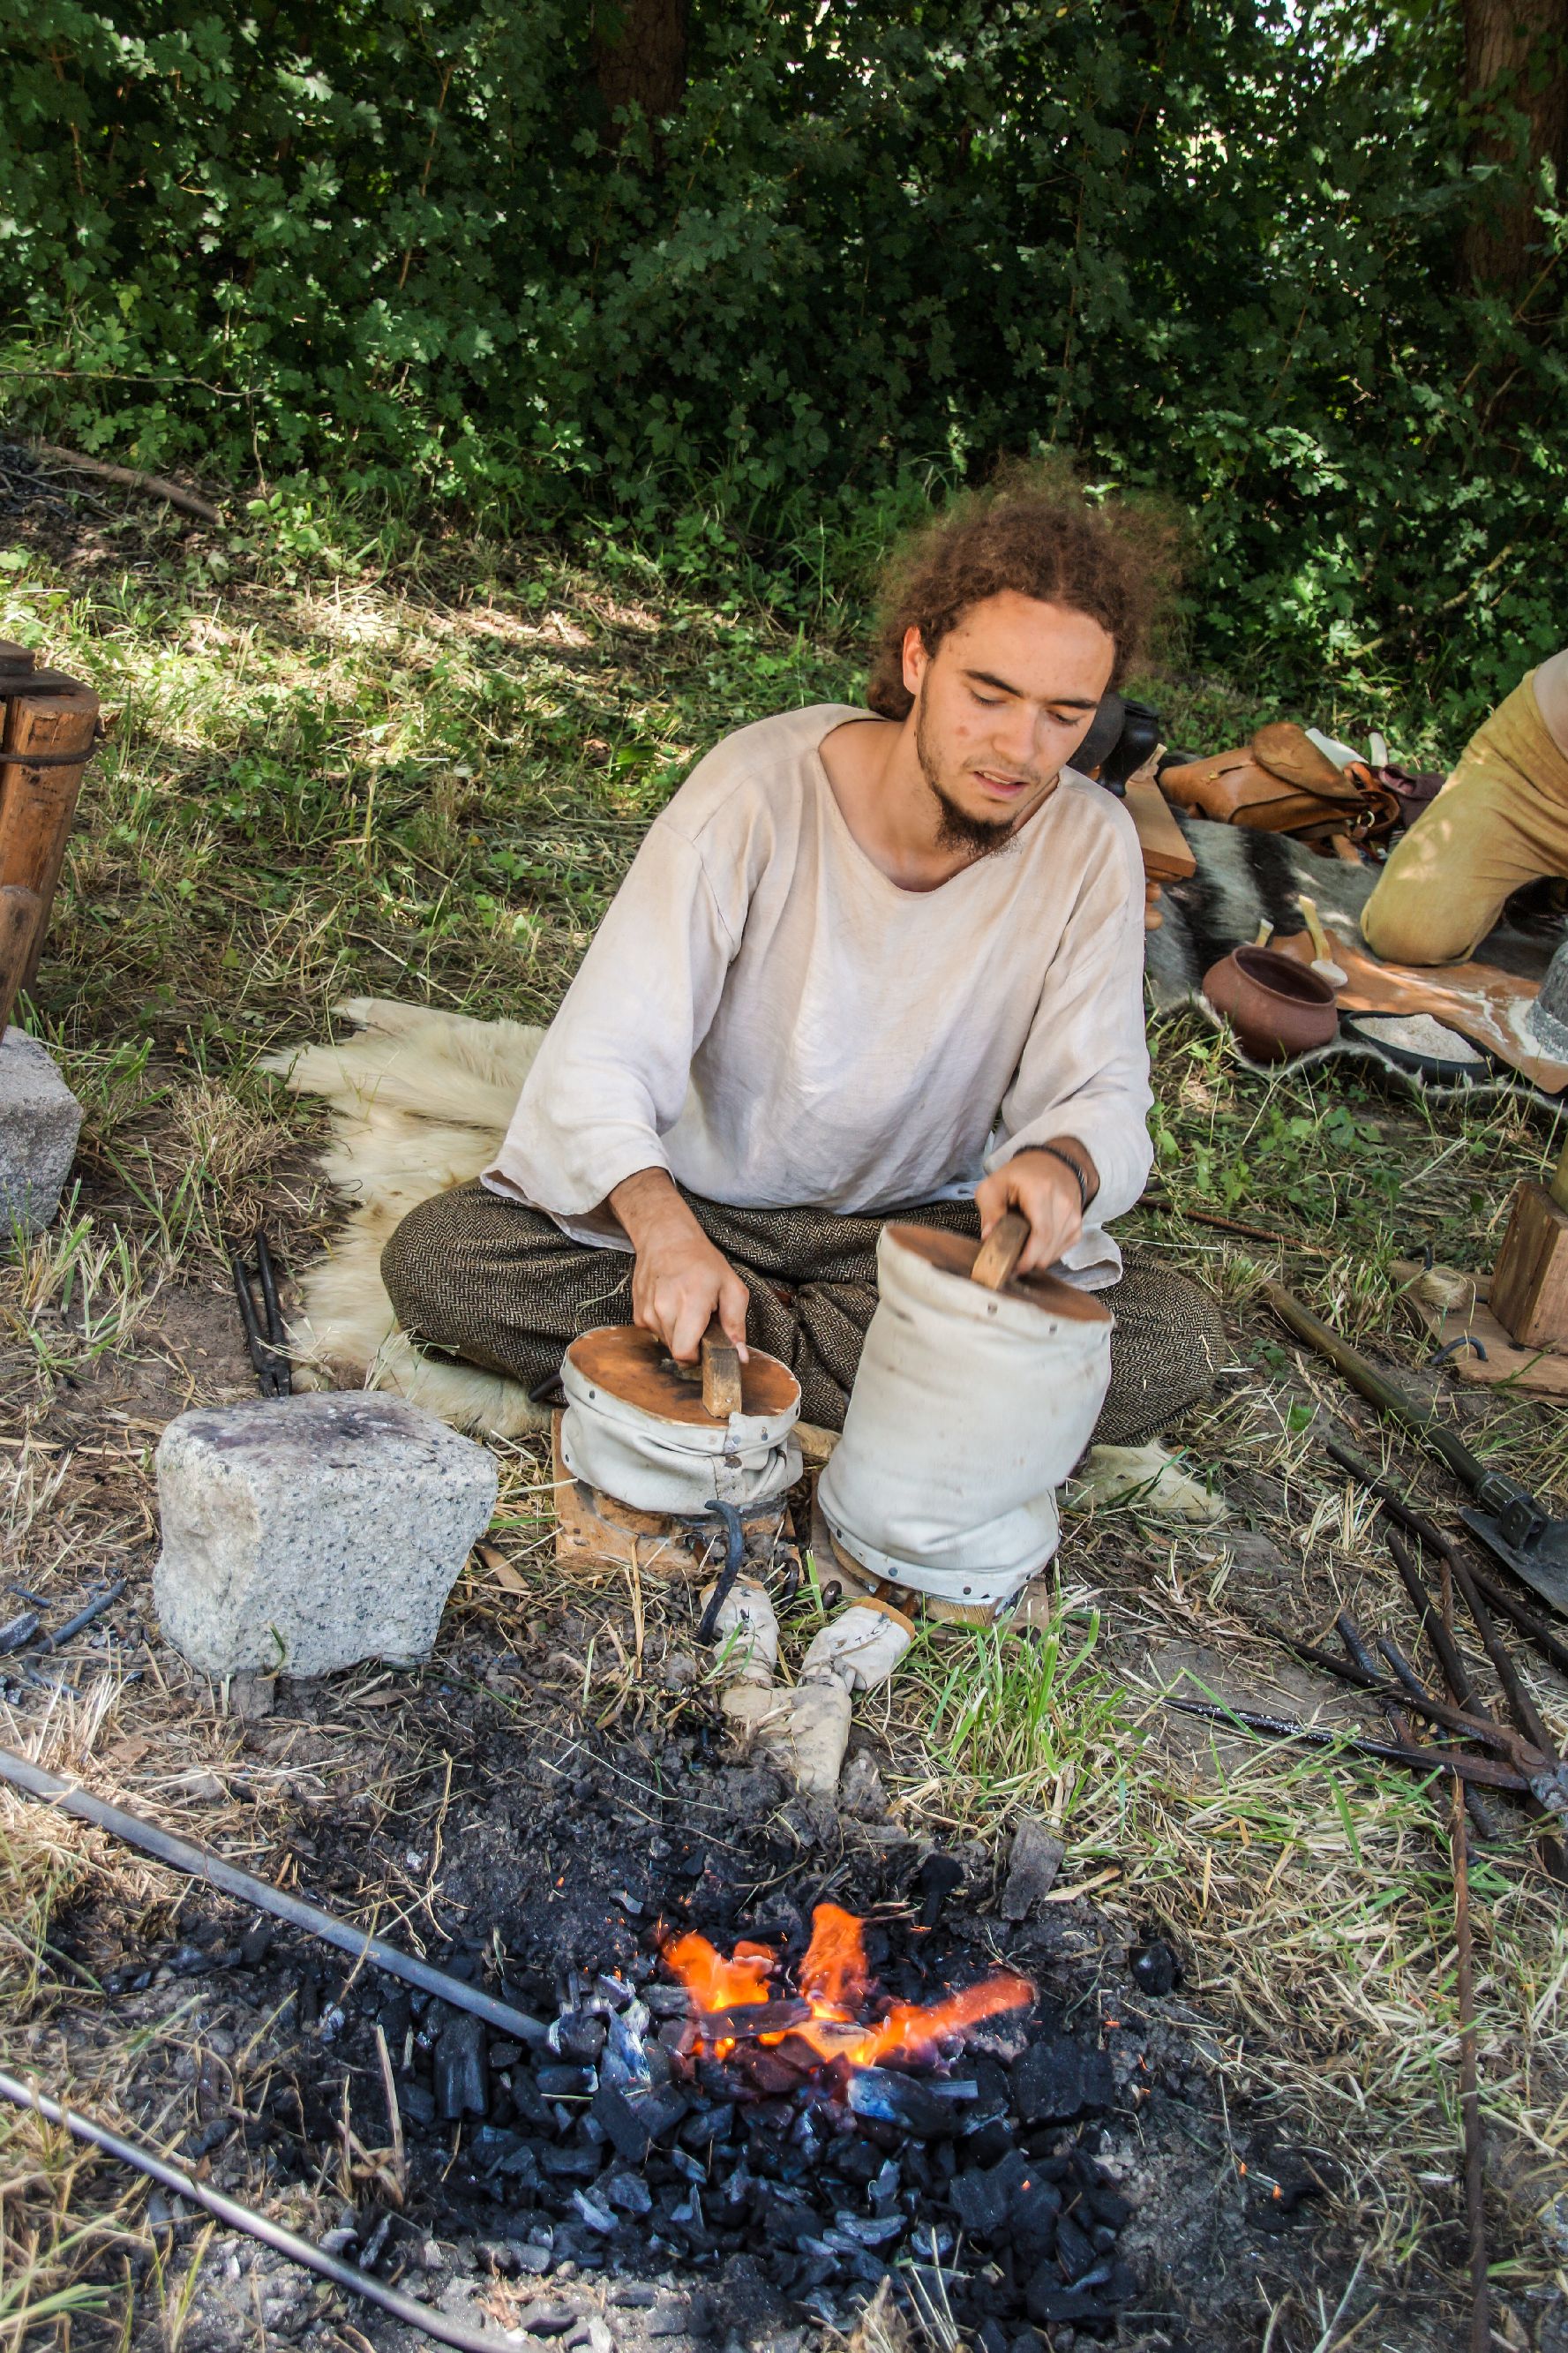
[2,0,1563,721]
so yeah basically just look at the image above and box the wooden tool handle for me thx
[700,1319,743,1418]
[971,1212,1029,1291]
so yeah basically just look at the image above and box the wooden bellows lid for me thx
[887,1221,1112,1324]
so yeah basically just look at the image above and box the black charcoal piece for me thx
[1054,2212,1095,2280]
[536,2064,596,2099]
[1009,2035,1113,2125]
[434,2011,490,2121]
[644,1984,693,2019]
[830,2138,883,2186]
[833,2211,904,2246]
[489,2040,525,2069]
[551,2011,608,2064]
[967,2055,1013,2116]
[471,2124,528,2172]
[979,2324,1009,2353]
[592,2083,653,2163]
[847,2067,954,2139]
[949,2148,1032,2239]
[572,2189,616,2234]
[1129,1937,1181,1996]
[1011,2177,1062,2267]
[918,1852,964,1928]
[871,2156,900,2214]
[1025,2270,1110,2327]
[637,2086,690,2143]
[962,2116,1015,2169]
[510,2074,556,2130]
[538,2143,604,2178]
[608,2281,657,2304]
[604,2170,653,2215]
[1084,2184,1131,2230]
[401,2081,436,2126]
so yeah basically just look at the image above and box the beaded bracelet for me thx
[1035,1142,1096,1213]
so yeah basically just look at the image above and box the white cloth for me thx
[485,703,1152,1280]
[799,1605,912,1694]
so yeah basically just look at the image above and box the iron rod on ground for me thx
[1465,1563,1568,1682]
[0,2068,509,2353]
[0,1748,546,2045]
[1449,1777,1489,2353]
[1158,1697,1528,1789]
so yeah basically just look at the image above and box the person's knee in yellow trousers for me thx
[1362,648,1568,968]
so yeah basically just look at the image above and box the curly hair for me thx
[865,471,1169,721]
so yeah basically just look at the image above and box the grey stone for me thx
[838,1748,888,1820]
[1001,1815,1066,1920]
[0,1028,82,1237]
[153,1392,498,1678]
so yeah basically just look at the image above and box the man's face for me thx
[903,592,1117,856]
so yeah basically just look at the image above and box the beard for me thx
[915,692,1027,861]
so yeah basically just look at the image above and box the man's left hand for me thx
[974,1143,1098,1275]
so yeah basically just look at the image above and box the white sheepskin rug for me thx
[264,996,553,1437]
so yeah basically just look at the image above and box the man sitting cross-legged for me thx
[381,479,1225,1515]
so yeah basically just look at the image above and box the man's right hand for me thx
[608,1168,751,1364]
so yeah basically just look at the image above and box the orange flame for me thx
[660,1930,774,2018]
[796,1902,872,2015]
[662,1902,1034,2079]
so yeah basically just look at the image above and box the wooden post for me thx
[0,641,100,1030]
[1489,1178,1568,1349]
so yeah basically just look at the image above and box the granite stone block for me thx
[153,1391,498,1678]
[0,1028,82,1237]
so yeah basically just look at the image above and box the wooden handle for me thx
[700,1319,743,1418]
[972,1212,1029,1291]
[1296,893,1332,966]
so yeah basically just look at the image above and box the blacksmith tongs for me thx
[230,1229,292,1398]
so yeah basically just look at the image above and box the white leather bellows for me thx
[818,1222,1113,1613]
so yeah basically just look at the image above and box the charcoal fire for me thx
[664,1899,1035,2076]
[117,1875,1144,2344]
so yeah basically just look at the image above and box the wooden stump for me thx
[0,637,100,1029]
[1489,1180,1568,1349]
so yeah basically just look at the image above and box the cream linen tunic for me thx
[484,703,1152,1281]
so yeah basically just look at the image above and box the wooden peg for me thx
[971,1212,1029,1291]
[700,1319,743,1418]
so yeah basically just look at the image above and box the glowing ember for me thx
[663,1901,1033,2076]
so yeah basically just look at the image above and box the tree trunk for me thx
[594,0,688,135]
[1462,0,1568,290]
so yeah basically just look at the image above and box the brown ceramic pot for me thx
[1201,944,1339,1063]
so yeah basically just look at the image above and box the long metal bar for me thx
[0,1748,546,2045]
[1264,1282,1492,1493]
[1450,1779,1489,2353]
[1466,1564,1568,1681]
[1159,1697,1528,1789]
[0,2068,509,2353]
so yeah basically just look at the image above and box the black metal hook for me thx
[695,1500,747,1645]
[1429,1333,1487,1369]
